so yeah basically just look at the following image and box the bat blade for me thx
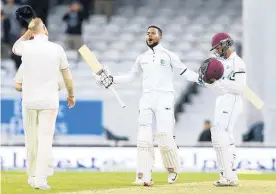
[78,44,126,108]
[78,45,102,73]
[243,86,264,110]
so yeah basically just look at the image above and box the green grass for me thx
[1,172,276,194]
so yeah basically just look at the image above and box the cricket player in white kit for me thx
[96,26,199,186]
[14,65,64,92]
[12,18,75,190]
[201,33,246,186]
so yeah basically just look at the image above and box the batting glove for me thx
[92,73,103,87]
[93,66,114,89]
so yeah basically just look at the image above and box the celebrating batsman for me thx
[95,25,199,186]
[12,18,75,190]
[198,33,247,186]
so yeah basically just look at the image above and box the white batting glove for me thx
[103,66,112,76]
[92,72,103,87]
[102,66,114,88]
[92,66,114,88]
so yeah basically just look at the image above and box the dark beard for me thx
[146,40,159,49]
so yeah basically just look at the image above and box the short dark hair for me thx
[147,25,162,36]
[204,120,211,125]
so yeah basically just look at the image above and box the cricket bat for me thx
[78,45,126,108]
[243,86,264,110]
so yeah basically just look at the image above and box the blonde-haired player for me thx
[12,18,75,190]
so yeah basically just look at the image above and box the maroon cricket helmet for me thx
[210,33,234,58]
[198,58,224,84]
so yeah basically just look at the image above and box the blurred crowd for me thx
[197,119,264,144]
[1,0,114,70]
[1,0,30,69]
[1,0,264,146]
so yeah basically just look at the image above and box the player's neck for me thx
[33,33,48,40]
[33,32,47,37]
[225,50,233,59]
[148,42,160,50]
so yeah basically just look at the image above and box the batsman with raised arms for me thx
[94,26,199,186]
[198,33,247,186]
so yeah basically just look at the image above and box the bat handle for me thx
[109,86,126,108]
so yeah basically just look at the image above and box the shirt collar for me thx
[148,43,164,52]
[33,35,48,41]
[226,52,237,60]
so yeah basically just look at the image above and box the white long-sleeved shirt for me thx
[12,35,69,109]
[214,52,247,95]
[14,63,63,89]
[113,44,199,92]
[14,64,23,83]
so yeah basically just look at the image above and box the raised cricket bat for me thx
[243,86,264,110]
[78,45,126,108]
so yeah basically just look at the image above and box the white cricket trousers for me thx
[136,91,180,182]
[139,91,175,137]
[211,94,243,180]
[22,107,58,178]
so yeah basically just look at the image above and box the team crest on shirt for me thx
[160,59,166,66]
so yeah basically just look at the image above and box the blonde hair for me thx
[28,18,43,33]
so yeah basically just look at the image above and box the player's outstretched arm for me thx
[180,68,199,82]
[169,51,199,82]
[112,56,142,84]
